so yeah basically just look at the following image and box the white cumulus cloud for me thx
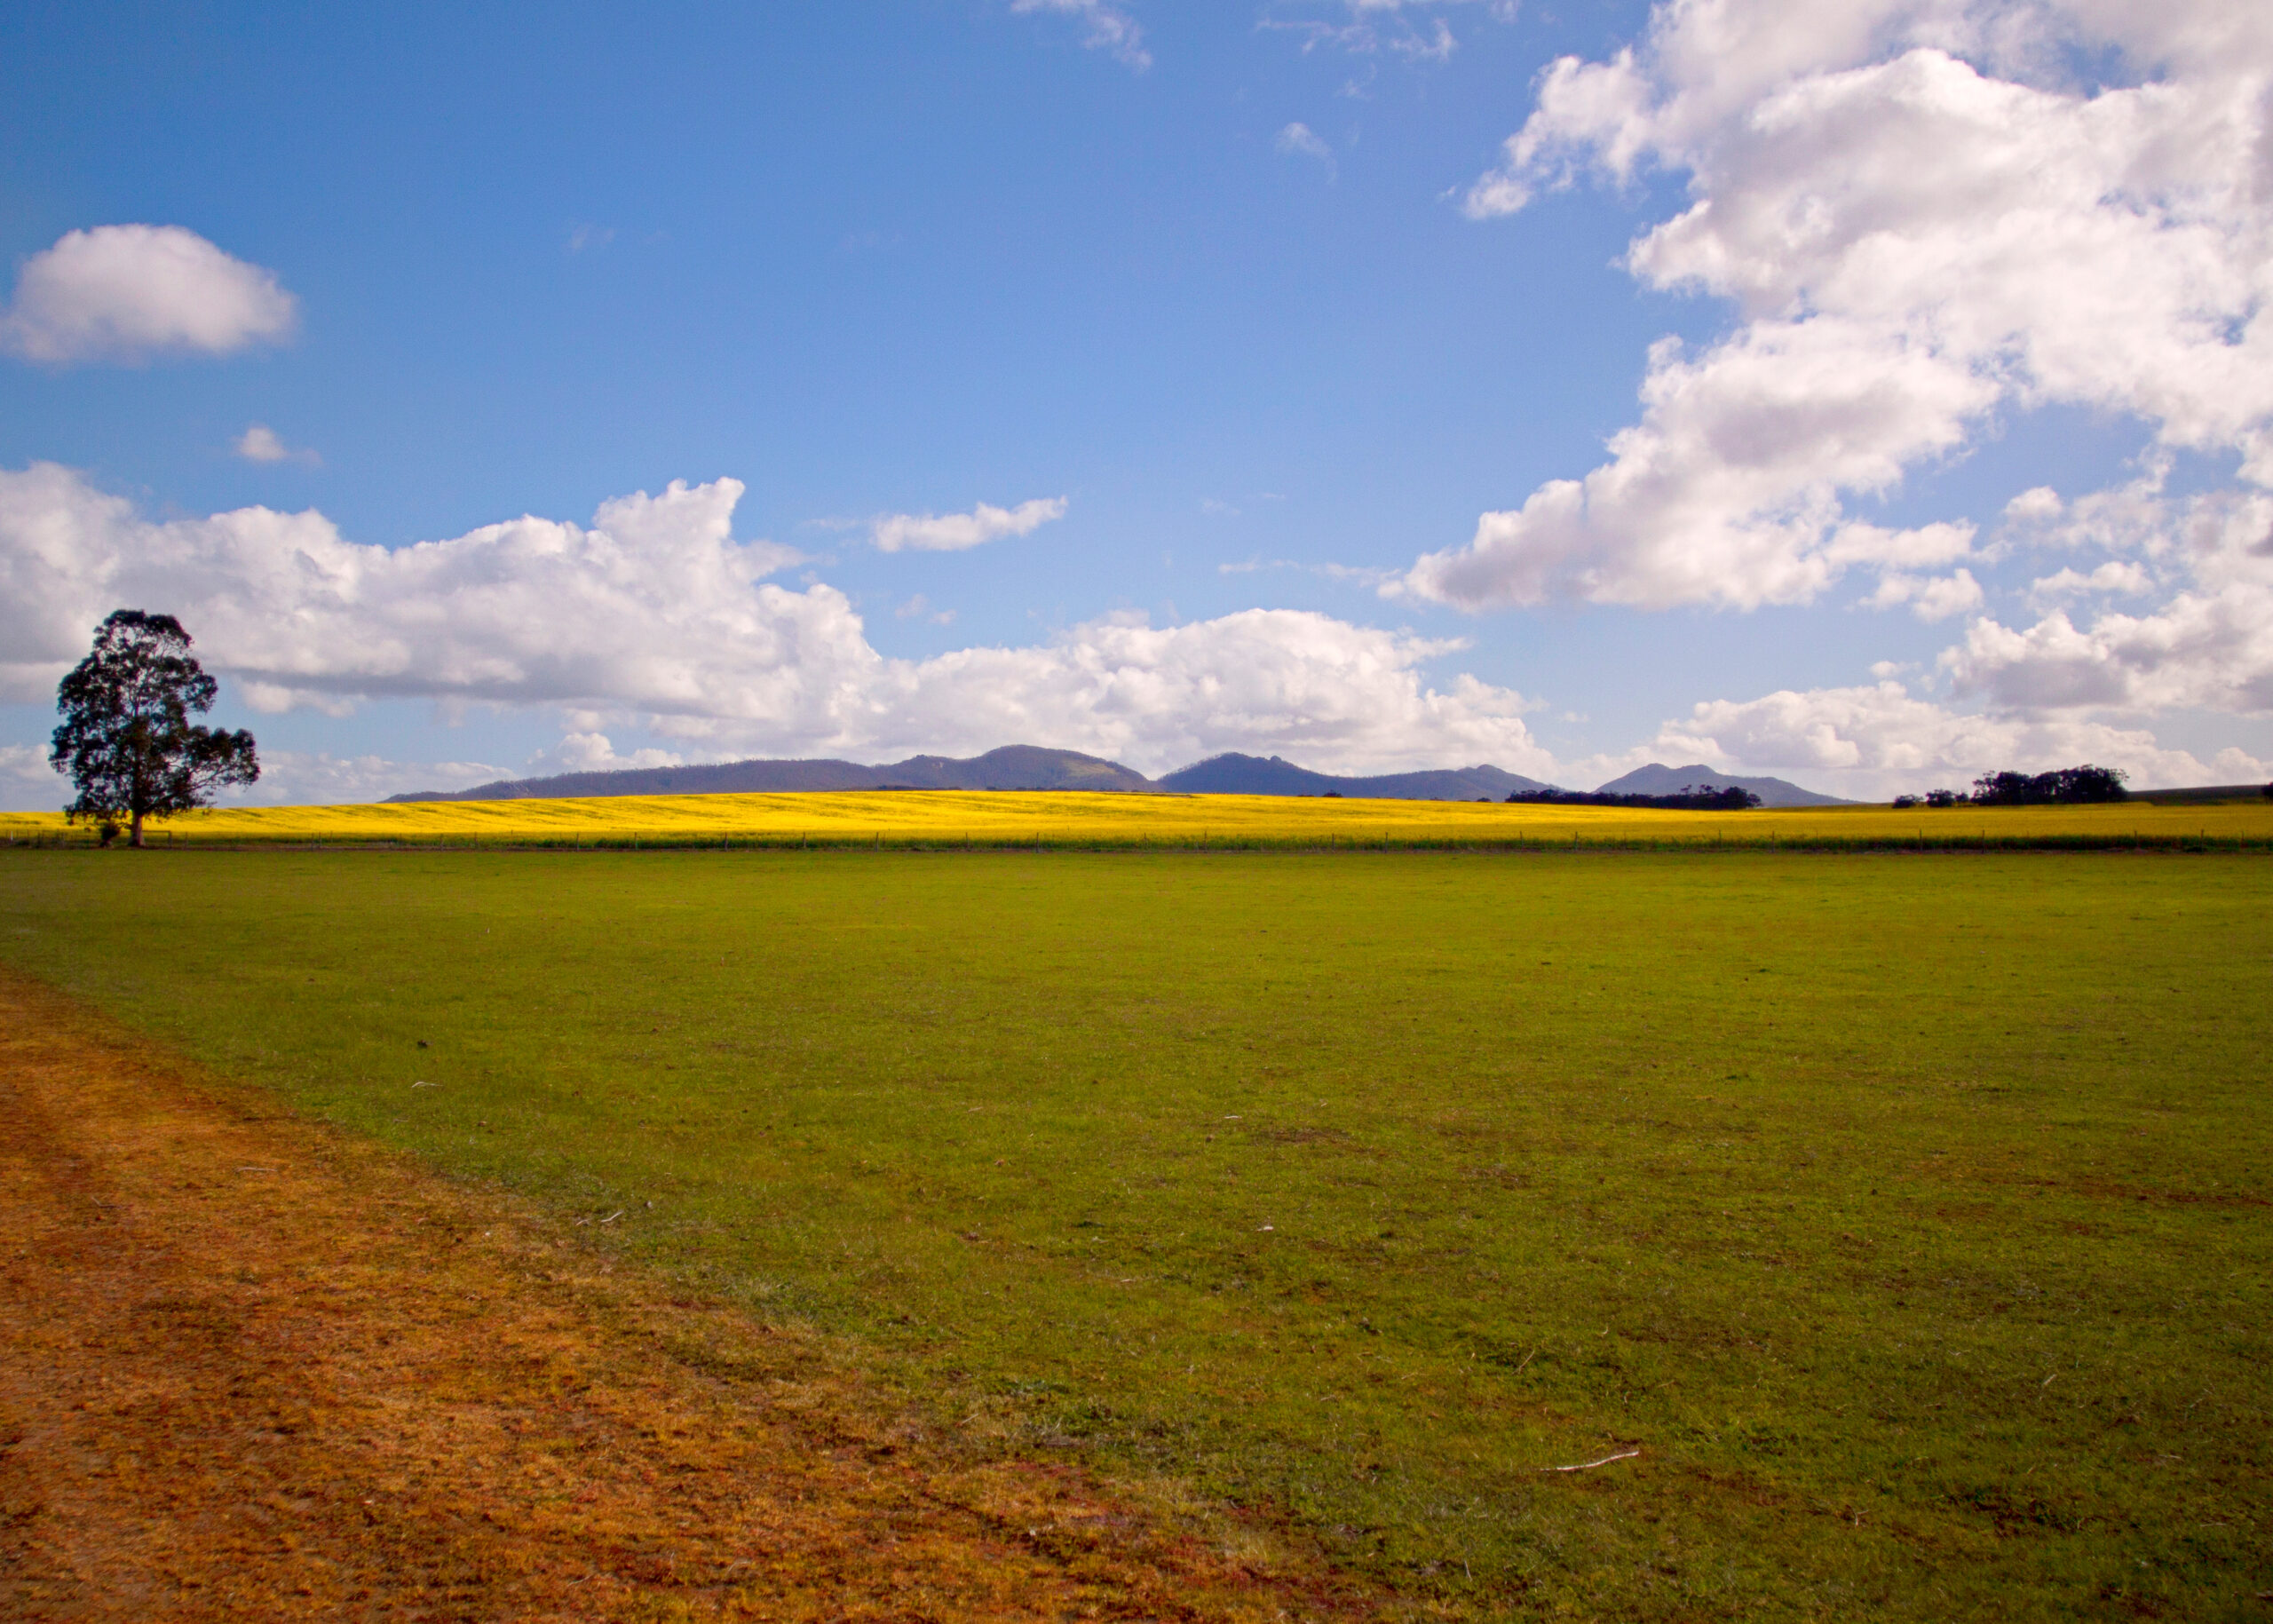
[0,742,64,810]
[2026,559,2156,608]
[236,424,289,463]
[1947,486,2273,712]
[1407,1,2273,623]
[1862,567,1984,621]
[2,225,297,365]
[0,465,1557,785]
[0,463,817,717]
[537,733,685,775]
[871,495,1067,553]
[1652,679,2264,798]
[847,609,1553,777]
[234,424,318,466]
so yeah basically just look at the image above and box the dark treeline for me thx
[1505,786,1764,811]
[1895,764,2128,809]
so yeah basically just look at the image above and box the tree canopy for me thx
[1506,785,1762,811]
[1897,766,2129,808]
[50,611,258,846]
[1969,765,2128,805]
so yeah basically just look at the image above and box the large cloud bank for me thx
[1390,0,2273,788]
[1,461,2255,809]
[0,464,1556,788]
[1417,0,2273,614]
[1650,682,2263,796]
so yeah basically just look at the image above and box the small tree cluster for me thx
[50,610,258,846]
[1893,764,2127,809]
[1970,764,2128,804]
[1507,785,1762,811]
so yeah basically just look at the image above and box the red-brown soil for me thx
[0,970,1382,1620]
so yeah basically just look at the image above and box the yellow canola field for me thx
[4,789,2270,848]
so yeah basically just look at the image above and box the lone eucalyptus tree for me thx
[50,611,259,846]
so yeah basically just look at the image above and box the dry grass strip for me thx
[0,969,1385,1621]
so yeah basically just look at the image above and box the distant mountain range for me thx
[386,746,1846,806]
[385,745,1152,802]
[1593,763,1851,807]
[1154,753,1551,799]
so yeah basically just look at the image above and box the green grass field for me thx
[3,848,2268,1619]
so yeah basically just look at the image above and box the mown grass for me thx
[2,848,2268,1619]
[3,788,2270,852]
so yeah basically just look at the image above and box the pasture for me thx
[2,846,2267,1619]
[4,787,2271,851]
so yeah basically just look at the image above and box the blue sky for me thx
[4,0,2269,804]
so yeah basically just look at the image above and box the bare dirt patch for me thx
[0,970,1376,1621]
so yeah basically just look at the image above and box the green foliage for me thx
[50,610,257,845]
[3,850,2268,1619]
[1970,765,2129,805]
[1506,785,1763,810]
[1902,771,2130,811]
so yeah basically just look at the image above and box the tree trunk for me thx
[130,809,145,849]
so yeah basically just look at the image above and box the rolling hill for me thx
[387,745,1155,802]
[1155,753,1552,799]
[387,746,1846,808]
[1593,762,1850,807]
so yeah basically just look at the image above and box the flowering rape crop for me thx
[4,788,2270,849]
